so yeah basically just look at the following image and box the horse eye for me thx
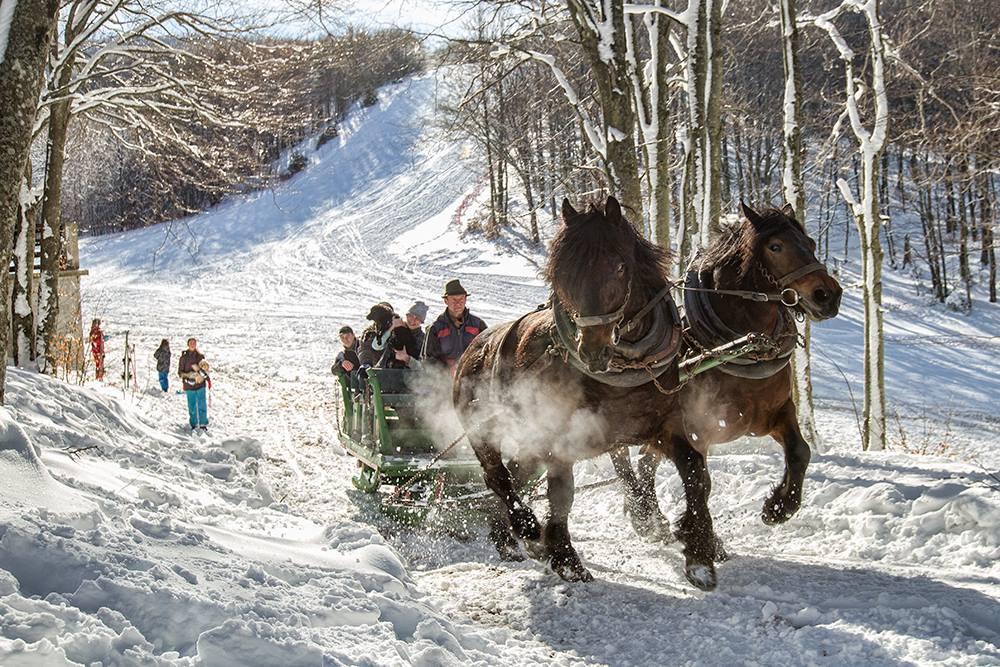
[616,262,625,275]
[769,243,782,253]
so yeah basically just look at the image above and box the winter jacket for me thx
[423,309,487,366]
[358,324,391,367]
[89,328,105,359]
[178,349,208,391]
[154,346,171,373]
[410,327,426,358]
[377,326,422,369]
[331,340,360,377]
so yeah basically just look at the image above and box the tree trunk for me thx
[37,83,73,373]
[860,155,886,452]
[779,0,818,447]
[0,0,61,402]
[567,0,643,226]
[978,172,996,302]
[12,164,37,366]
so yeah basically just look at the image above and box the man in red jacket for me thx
[89,319,106,380]
[423,279,487,374]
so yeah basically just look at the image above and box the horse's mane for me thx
[696,208,797,284]
[544,203,673,302]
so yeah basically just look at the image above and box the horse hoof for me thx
[510,506,542,540]
[492,537,525,562]
[684,562,717,591]
[761,497,797,525]
[550,553,594,582]
[632,512,672,542]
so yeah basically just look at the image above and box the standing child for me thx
[89,319,106,380]
[178,337,210,431]
[153,339,171,392]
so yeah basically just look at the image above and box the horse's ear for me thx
[740,199,765,228]
[562,198,579,225]
[605,196,623,225]
[781,202,806,232]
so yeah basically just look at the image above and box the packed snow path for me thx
[29,71,998,664]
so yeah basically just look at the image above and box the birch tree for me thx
[677,0,722,263]
[624,1,678,248]
[778,0,818,446]
[0,0,60,402]
[813,0,889,451]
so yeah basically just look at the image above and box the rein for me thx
[672,261,826,309]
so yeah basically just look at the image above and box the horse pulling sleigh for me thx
[338,197,842,591]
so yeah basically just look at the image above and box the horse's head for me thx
[740,201,842,321]
[546,196,658,373]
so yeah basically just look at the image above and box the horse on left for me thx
[453,196,684,582]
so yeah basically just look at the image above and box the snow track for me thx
[54,71,1000,664]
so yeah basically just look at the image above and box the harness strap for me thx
[776,262,827,288]
[571,280,632,328]
[619,283,672,334]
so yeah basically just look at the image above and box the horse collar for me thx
[684,269,797,380]
[551,291,682,388]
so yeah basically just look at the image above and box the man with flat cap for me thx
[423,279,487,373]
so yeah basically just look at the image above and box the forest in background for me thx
[63,28,424,236]
[443,0,997,309]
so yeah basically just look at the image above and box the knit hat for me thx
[406,301,429,322]
[338,325,354,335]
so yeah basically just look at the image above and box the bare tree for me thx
[779,0,819,446]
[813,0,889,451]
[0,0,60,402]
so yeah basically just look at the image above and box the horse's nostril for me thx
[814,289,829,303]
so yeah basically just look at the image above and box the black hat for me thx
[365,302,394,321]
[442,279,469,298]
[338,325,354,335]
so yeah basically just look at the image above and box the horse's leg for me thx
[762,398,811,525]
[544,460,593,582]
[669,436,719,591]
[612,446,670,539]
[487,502,523,562]
[468,435,542,541]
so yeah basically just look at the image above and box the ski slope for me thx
[1,71,997,665]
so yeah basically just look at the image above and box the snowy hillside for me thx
[1,71,997,665]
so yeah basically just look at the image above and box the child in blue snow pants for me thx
[158,371,169,392]
[186,386,208,429]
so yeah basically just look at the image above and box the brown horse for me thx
[453,196,683,582]
[613,201,842,590]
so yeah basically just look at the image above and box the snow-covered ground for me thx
[2,71,998,665]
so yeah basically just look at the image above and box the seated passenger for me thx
[331,326,363,392]
[358,302,395,367]
[331,326,359,377]
[423,279,487,373]
[378,326,423,370]
[405,301,429,354]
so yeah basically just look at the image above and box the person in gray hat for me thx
[423,279,487,372]
[405,301,429,355]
